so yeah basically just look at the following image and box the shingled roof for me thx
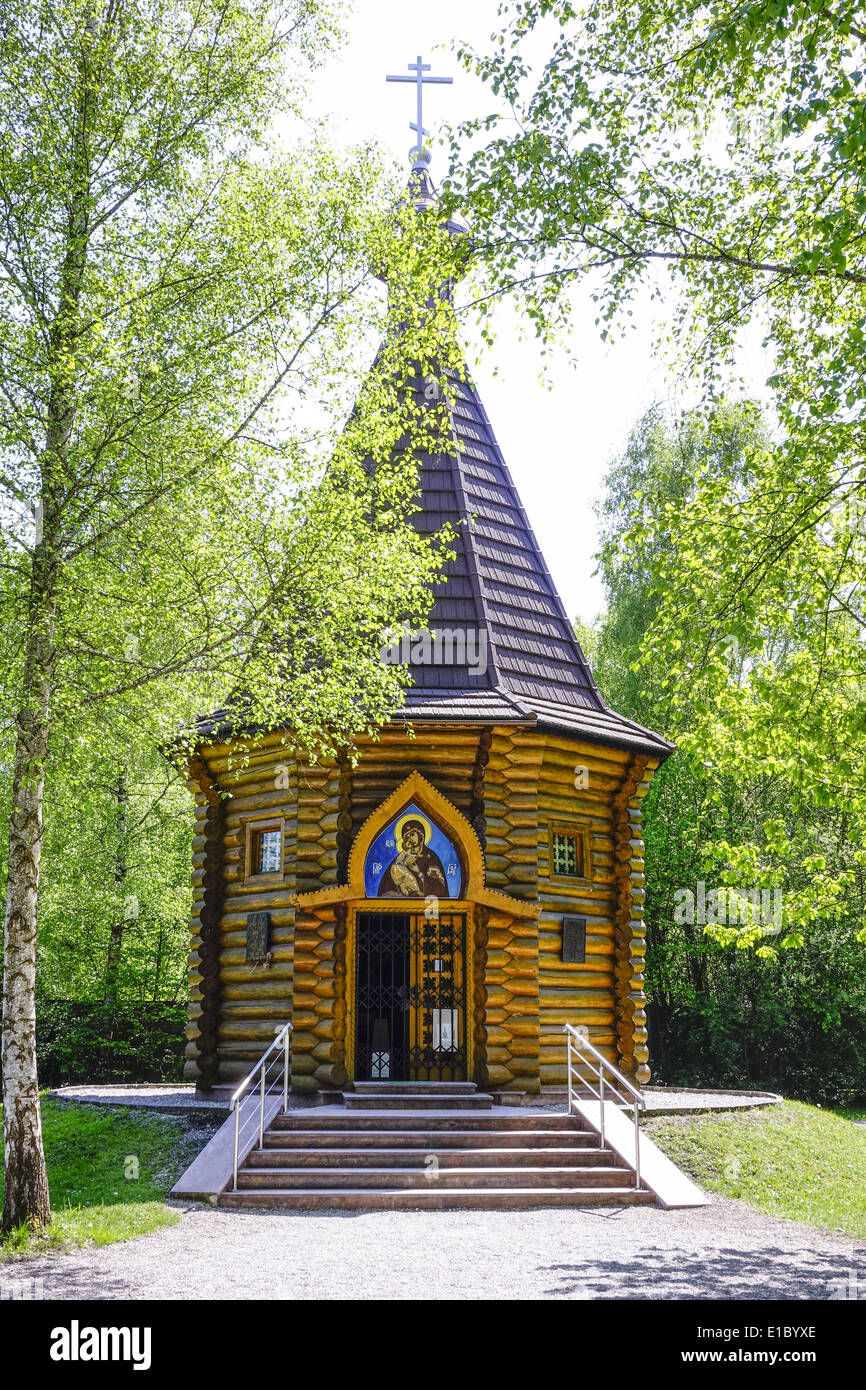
[390,363,674,760]
[191,163,673,763]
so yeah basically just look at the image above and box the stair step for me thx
[236,1166,629,1190]
[248,1146,620,1169]
[343,1093,494,1110]
[352,1082,477,1095]
[264,1128,598,1150]
[272,1111,578,1131]
[219,1187,655,1210]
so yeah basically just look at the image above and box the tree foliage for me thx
[592,403,866,1101]
[0,0,465,1230]
[450,0,866,944]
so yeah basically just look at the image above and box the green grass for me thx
[646,1100,866,1238]
[1,1097,213,1258]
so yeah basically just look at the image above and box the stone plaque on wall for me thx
[562,915,586,965]
[246,910,271,963]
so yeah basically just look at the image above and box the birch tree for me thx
[0,0,460,1230]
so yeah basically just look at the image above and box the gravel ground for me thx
[50,1085,228,1113]
[51,1084,781,1117]
[641,1089,780,1114]
[12,1196,864,1301]
[49,1089,229,1112]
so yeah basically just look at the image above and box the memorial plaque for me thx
[246,910,271,963]
[562,914,586,965]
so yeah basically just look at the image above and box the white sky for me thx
[300,0,773,624]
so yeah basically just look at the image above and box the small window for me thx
[548,822,590,881]
[254,828,282,875]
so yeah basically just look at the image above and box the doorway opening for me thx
[354,911,467,1082]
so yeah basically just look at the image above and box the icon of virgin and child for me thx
[377,814,450,898]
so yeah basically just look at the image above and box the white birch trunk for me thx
[2,588,55,1230]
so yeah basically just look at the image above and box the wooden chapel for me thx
[182,131,674,1107]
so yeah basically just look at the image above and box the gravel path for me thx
[642,1088,780,1114]
[51,1084,781,1118]
[12,1196,863,1301]
[50,1085,228,1113]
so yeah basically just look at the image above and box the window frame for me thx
[547,820,592,885]
[243,816,285,884]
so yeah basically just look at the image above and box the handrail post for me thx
[259,1064,266,1149]
[232,1101,240,1192]
[564,1021,645,1187]
[283,1028,290,1114]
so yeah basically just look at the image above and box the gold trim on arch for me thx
[291,770,540,918]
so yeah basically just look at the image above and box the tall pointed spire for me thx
[379,55,669,758]
[389,363,672,757]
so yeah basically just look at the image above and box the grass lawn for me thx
[646,1100,866,1238]
[0,1097,215,1258]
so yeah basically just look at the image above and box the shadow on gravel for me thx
[540,1246,854,1300]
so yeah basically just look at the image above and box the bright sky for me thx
[302,0,772,625]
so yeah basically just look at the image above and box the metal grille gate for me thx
[355,912,467,1082]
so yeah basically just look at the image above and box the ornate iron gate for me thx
[355,912,467,1082]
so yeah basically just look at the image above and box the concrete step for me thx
[264,1127,598,1150]
[236,1165,630,1190]
[248,1146,620,1169]
[342,1093,495,1111]
[272,1110,579,1131]
[352,1082,478,1095]
[219,1187,656,1210]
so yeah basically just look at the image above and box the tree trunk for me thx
[2,16,94,1230]
[103,771,129,1009]
[2,307,74,1230]
[2,581,56,1231]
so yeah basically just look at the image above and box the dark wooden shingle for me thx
[396,366,673,758]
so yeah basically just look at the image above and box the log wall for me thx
[612,755,655,1085]
[291,902,342,1092]
[184,739,302,1084]
[535,736,631,1088]
[348,725,479,843]
[183,758,226,1087]
[182,723,658,1093]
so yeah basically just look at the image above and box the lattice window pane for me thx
[257,829,282,874]
[552,831,579,877]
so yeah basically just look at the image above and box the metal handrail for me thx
[231,1022,292,1191]
[563,1023,645,1191]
